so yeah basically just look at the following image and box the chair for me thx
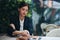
[46,28,60,37]
[41,24,57,35]
[41,23,47,35]
[45,24,57,32]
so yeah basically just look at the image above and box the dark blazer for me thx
[7,16,33,37]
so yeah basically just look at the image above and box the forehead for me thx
[19,6,28,10]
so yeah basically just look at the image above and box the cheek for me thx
[18,9,23,14]
[19,11,24,15]
[19,10,28,16]
[20,10,24,13]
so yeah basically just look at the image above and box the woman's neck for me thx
[19,15,25,21]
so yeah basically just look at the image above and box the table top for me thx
[31,36,60,40]
[0,35,60,40]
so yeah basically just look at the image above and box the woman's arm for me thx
[8,23,30,37]
[10,24,16,30]
[9,24,22,35]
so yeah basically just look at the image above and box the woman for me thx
[7,1,33,40]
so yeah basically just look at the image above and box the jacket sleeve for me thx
[7,26,16,37]
[7,16,16,37]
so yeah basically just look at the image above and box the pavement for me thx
[0,34,16,40]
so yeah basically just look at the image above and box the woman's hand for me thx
[13,30,30,38]
[21,30,30,37]
[16,36,29,40]
[19,36,29,40]
[15,30,30,40]
[18,30,30,40]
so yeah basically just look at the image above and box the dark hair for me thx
[18,1,29,9]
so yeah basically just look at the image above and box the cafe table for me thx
[0,34,60,40]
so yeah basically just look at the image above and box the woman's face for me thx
[18,6,28,17]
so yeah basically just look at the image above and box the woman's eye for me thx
[22,8,25,11]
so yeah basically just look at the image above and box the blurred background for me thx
[0,0,60,36]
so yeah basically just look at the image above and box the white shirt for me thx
[20,19,24,31]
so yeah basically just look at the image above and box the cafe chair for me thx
[46,28,60,37]
[45,24,57,34]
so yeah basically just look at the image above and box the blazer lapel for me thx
[16,16,20,30]
[23,17,28,30]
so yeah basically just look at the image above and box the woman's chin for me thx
[22,15,26,17]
